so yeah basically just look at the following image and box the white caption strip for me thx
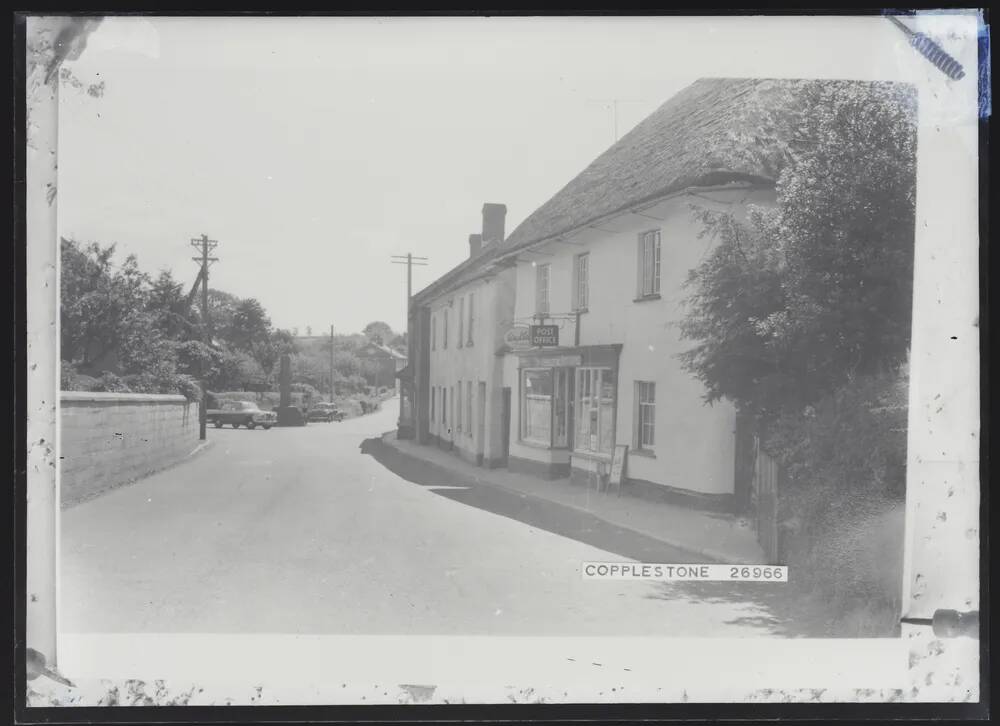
[582,562,789,582]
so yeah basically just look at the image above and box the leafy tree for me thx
[362,321,394,345]
[389,333,408,352]
[60,239,152,370]
[679,80,917,418]
[146,270,192,340]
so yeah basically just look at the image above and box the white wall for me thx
[426,269,514,465]
[508,186,775,495]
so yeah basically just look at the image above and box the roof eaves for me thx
[495,175,774,262]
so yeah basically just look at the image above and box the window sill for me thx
[571,449,612,462]
[633,294,661,303]
[518,438,555,450]
[631,448,656,459]
[572,308,589,315]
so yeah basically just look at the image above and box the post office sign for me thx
[530,324,559,347]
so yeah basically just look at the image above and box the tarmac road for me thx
[60,402,781,636]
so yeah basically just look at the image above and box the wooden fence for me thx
[752,435,783,564]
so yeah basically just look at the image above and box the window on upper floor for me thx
[467,291,475,346]
[458,297,465,348]
[443,308,449,349]
[637,229,661,299]
[536,263,550,315]
[574,253,590,311]
[466,380,473,438]
[431,315,436,351]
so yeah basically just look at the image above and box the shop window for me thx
[519,367,571,448]
[521,369,552,445]
[576,367,615,456]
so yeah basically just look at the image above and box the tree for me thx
[146,270,191,339]
[362,321,394,346]
[60,238,153,370]
[389,332,408,352]
[257,328,297,378]
[679,80,917,419]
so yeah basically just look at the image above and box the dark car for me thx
[307,403,344,422]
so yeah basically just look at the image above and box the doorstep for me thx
[381,432,767,565]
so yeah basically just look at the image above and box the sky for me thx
[57,17,703,334]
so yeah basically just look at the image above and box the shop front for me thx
[506,344,622,481]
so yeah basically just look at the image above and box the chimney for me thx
[482,203,507,247]
[468,233,482,258]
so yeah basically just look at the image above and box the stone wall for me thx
[60,392,200,507]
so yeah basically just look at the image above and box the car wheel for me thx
[262,424,272,430]
[232,422,240,428]
[247,421,257,430]
[213,420,223,428]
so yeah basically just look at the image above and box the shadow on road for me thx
[360,436,713,564]
[361,436,838,637]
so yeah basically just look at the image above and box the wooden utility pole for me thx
[330,323,342,403]
[191,234,219,440]
[391,252,429,323]
[586,98,647,142]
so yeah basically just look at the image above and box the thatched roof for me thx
[497,78,806,256]
[413,78,808,304]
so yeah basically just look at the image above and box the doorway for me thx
[500,387,511,466]
[477,381,486,465]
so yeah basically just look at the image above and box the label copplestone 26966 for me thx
[582,563,789,582]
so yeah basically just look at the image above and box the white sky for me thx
[57,16,700,334]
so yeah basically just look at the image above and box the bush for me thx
[764,367,908,636]
[94,371,130,393]
[175,375,203,402]
[60,360,80,390]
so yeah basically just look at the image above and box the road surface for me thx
[60,401,783,635]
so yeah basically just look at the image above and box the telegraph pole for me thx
[330,323,342,403]
[586,98,647,142]
[191,234,219,440]
[391,253,428,412]
[391,253,429,322]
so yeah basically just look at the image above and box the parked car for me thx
[307,403,344,422]
[206,400,277,430]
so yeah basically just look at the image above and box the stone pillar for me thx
[279,354,291,409]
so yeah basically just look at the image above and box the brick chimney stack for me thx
[468,233,482,258]
[482,203,507,247]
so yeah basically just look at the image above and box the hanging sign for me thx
[530,324,559,347]
[503,325,532,351]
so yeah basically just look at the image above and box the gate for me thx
[752,435,782,564]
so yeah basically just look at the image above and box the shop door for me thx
[477,382,486,462]
[500,387,511,465]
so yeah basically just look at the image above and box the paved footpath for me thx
[61,403,787,636]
